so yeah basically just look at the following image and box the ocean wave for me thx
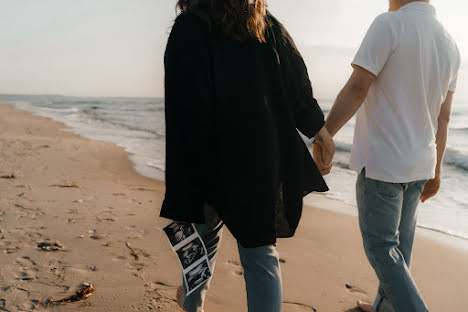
[445,148,468,172]
[146,159,165,171]
[335,142,352,153]
[417,224,468,241]
[42,106,80,113]
[74,109,165,139]
[451,126,468,131]
[323,141,468,172]
[52,99,104,105]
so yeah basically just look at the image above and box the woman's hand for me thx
[313,126,335,176]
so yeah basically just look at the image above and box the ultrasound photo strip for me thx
[163,221,197,250]
[176,236,206,270]
[163,221,213,296]
[183,258,212,295]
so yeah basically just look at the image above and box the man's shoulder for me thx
[364,12,401,44]
[439,23,460,55]
[373,12,400,27]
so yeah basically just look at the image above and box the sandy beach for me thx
[0,102,467,312]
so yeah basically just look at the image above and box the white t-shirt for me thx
[350,2,461,183]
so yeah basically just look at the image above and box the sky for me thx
[0,0,467,100]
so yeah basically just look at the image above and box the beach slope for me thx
[0,102,467,311]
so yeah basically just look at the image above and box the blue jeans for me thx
[182,204,282,312]
[356,169,429,312]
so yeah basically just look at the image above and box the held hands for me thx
[313,126,335,176]
[420,175,441,203]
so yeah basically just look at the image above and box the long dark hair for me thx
[177,0,267,43]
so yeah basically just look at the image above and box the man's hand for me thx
[420,92,453,203]
[313,126,335,176]
[421,175,441,203]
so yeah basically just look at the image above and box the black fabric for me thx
[160,11,329,248]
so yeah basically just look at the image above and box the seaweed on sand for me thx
[46,283,96,305]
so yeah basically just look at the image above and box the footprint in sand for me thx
[4,245,20,254]
[48,264,66,282]
[126,262,145,275]
[345,284,368,295]
[124,225,145,239]
[283,302,318,312]
[145,281,176,290]
[112,254,128,262]
[24,231,43,242]
[90,234,105,240]
[15,256,38,281]
[143,281,180,311]
[96,210,116,223]
[0,287,38,311]
[227,260,243,276]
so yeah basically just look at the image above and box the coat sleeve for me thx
[268,14,325,139]
[160,12,213,223]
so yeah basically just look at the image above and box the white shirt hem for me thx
[350,164,434,183]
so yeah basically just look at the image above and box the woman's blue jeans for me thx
[182,204,282,312]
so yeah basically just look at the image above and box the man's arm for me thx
[421,91,454,203]
[313,66,374,172]
[325,65,376,137]
[327,13,395,136]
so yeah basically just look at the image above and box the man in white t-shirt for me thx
[316,1,461,311]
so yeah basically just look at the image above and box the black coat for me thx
[160,11,328,248]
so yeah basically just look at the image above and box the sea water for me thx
[1,94,467,243]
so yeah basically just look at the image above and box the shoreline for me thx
[1,101,467,311]
[6,100,468,251]
[6,97,468,246]
[305,194,468,252]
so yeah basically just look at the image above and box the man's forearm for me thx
[434,92,454,177]
[325,67,375,137]
[326,86,366,137]
[434,120,449,177]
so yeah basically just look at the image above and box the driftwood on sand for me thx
[48,183,80,188]
[0,174,16,179]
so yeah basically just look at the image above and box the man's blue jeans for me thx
[182,204,282,312]
[356,169,429,312]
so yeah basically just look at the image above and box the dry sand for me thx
[0,102,467,311]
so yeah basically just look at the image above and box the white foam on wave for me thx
[445,148,468,171]
[42,106,80,113]
[330,140,468,172]
[7,96,166,183]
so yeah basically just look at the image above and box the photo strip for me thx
[163,221,196,248]
[184,258,212,294]
[163,222,212,296]
[176,237,206,270]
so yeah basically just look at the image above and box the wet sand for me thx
[0,102,467,311]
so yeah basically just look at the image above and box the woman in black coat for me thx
[161,1,335,311]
